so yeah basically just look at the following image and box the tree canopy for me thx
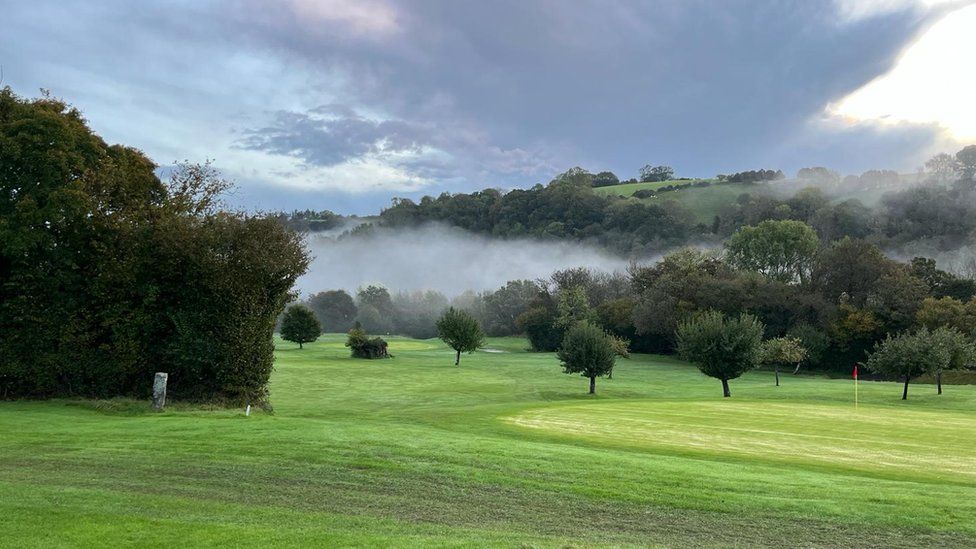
[676,311,764,397]
[436,307,485,365]
[557,321,617,394]
[725,220,820,284]
[280,304,322,349]
[0,88,307,403]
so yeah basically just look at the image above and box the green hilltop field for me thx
[593,179,783,223]
[2,335,976,547]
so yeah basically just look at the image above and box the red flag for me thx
[853,364,858,379]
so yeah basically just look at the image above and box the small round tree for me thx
[676,310,764,397]
[436,307,485,365]
[930,327,976,395]
[557,321,616,394]
[280,304,321,349]
[867,327,971,399]
[759,337,808,387]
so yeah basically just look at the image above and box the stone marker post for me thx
[152,372,168,410]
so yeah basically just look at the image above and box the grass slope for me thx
[2,335,975,547]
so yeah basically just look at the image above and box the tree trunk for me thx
[455,350,461,366]
[937,370,942,395]
[721,378,731,398]
[775,365,780,387]
[299,341,303,349]
[902,375,910,400]
[793,362,801,375]
[589,376,596,394]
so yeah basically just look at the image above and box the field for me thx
[595,181,770,223]
[2,335,976,547]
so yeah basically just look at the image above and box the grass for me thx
[595,180,767,223]
[2,335,975,547]
[592,179,713,197]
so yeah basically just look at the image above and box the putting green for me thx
[506,400,976,481]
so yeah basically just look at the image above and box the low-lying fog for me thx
[296,224,633,297]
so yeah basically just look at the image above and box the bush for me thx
[346,326,390,359]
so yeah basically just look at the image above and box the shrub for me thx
[346,325,390,359]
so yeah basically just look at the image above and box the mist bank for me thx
[297,224,637,297]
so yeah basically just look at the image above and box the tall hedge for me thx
[0,88,308,404]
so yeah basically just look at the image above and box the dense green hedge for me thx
[0,88,308,404]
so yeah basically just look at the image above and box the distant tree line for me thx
[0,88,308,403]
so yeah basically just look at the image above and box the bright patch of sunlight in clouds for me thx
[829,3,976,140]
[832,0,959,22]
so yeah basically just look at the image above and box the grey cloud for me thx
[238,108,432,166]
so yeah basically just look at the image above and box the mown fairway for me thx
[2,335,975,547]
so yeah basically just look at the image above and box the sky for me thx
[2,0,974,214]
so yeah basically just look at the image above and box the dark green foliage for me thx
[482,280,539,336]
[725,220,820,284]
[0,88,307,403]
[721,169,785,183]
[866,328,948,399]
[280,304,321,349]
[811,238,896,305]
[639,164,675,182]
[378,179,694,254]
[556,321,617,394]
[676,311,764,397]
[307,290,358,333]
[591,171,620,187]
[436,307,485,365]
[393,290,448,339]
[356,285,395,333]
[345,325,390,359]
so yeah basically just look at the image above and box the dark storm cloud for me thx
[0,0,960,212]
[227,0,943,181]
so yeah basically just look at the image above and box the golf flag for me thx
[853,364,858,379]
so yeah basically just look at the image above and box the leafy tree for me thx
[930,327,976,394]
[725,220,820,283]
[307,290,357,333]
[393,290,448,339]
[811,238,895,305]
[759,337,808,386]
[639,164,675,182]
[482,280,539,336]
[557,321,617,394]
[516,305,563,352]
[357,284,394,315]
[866,328,949,400]
[916,297,976,336]
[956,145,976,180]
[865,269,929,331]
[925,152,960,182]
[280,304,321,349]
[676,311,764,397]
[555,285,595,330]
[436,307,485,365]
[787,322,830,373]
[796,167,839,183]
[591,171,620,187]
